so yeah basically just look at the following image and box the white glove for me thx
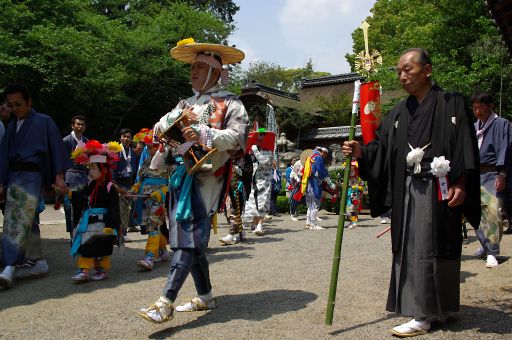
[251,145,258,153]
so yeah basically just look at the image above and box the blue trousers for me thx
[162,248,211,302]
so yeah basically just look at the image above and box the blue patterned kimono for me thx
[0,109,70,266]
[475,115,512,255]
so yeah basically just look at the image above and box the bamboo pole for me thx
[325,79,361,325]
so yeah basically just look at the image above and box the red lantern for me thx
[359,81,381,144]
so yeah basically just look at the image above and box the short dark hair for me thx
[4,83,31,102]
[0,92,6,105]
[119,128,132,137]
[471,92,494,105]
[71,115,86,125]
[403,48,432,66]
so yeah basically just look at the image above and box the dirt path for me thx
[0,207,511,339]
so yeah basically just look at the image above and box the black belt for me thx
[480,164,497,173]
[406,160,434,178]
[9,162,41,172]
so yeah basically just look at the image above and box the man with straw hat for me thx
[138,38,248,324]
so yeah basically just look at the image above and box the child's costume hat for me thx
[71,140,123,167]
[133,128,155,145]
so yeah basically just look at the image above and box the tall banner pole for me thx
[325,79,361,325]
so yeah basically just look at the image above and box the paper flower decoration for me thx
[176,37,195,46]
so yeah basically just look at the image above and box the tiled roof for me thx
[240,81,300,109]
[241,81,299,100]
[300,73,364,89]
[301,125,362,141]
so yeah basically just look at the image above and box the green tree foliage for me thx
[0,0,235,139]
[242,59,330,93]
[314,94,352,126]
[346,0,512,118]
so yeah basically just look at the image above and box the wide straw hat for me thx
[170,38,245,65]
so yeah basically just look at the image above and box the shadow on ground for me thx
[431,305,512,335]
[0,236,254,309]
[148,289,317,338]
[329,314,395,336]
[329,304,512,337]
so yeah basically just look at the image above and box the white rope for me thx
[406,143,431,174]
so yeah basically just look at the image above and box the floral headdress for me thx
[133,128,155,145]
[71,140,123,168]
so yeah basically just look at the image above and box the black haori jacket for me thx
[359,87,480,259]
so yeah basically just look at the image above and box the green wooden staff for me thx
[325,79,361,325]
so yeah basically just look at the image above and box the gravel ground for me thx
[0,206,511,339]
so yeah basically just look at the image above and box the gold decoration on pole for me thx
[354,20,382,77]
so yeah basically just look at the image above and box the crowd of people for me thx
[0,42,510,337]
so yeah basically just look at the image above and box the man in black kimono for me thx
[343,48,480,337]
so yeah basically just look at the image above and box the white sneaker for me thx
[15,259,49,280]
[91,270,108,281]
[310,225,325,230]
[219,234,236,245]
[175,297,217,312]
[139,296,174,323]
[71,270,90,282]
[290,216,298,221]
[316,216,323,221]
[486,255,499,268]
[137,257,154,271]
[0,266,15,288]
[253,224,264,236]
[380,218,387,224]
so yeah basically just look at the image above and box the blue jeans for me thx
[162,248,211,302]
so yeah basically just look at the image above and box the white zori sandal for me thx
[175,297,217,312]
[138,296,174,324]
[390,319,430,337]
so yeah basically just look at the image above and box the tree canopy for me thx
[0,0,236,139]
[239,59,330,94]
[346,0,512,118]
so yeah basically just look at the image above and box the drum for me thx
[160,111,217,173]
[300,149,314,166]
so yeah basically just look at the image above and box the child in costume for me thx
[130,129,171,271]
[69,140,122,282]
[243,130,276,236]
[295,147,335,230]
[219,154,252,245]
[345,160,365,228]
